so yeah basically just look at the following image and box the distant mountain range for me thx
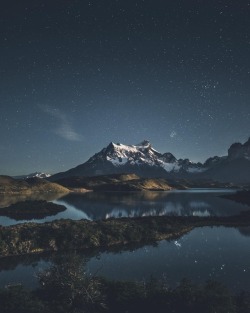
[50,138,250,184]
[14,172,51,180]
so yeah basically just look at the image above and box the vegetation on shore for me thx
[0,173,239,194]
[55,173,238,191]
[1,211,250,258]
[54,173,176,191]
[0,254,249,313]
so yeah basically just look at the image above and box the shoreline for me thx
[1,212,250,258]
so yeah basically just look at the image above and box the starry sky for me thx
[1,0,250,175]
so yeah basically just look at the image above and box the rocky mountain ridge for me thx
[49,138,250,183]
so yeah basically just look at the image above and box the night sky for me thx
[1,0,250,175]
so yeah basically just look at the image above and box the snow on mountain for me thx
[88,141,175,171]
[27,172,51,179]
[81,140,204,175]
[14,172,51,180]
[50,138,250,183]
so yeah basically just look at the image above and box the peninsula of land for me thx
[1,211,250,258]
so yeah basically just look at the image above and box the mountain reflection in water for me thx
[54,189,247,220]
[0,189,248,226]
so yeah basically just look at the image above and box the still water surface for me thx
[0,226,250,291]
[0,189,249,291]
[0,189,247,226]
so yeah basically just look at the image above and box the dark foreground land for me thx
[0,255,250,313]
[1,211,250,258]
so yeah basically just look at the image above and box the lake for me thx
[0,189,250,292]
[0,189,248,226]
[0,226,250,292]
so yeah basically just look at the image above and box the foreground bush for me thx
[0,256,250,313]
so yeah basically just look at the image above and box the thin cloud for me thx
[38,105,83,142]
[55,123,83,142]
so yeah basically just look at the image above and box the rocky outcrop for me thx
[228,138,250,160]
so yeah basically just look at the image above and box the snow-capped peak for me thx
[26,172,51,179]
[49,137,250,181]
[90,140,202,173]
[13,172,51,180]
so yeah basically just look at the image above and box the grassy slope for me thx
[55,173,181,191]
[0,176,69,194]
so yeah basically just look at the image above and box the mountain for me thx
[0,176,69,194]
[50,140,205,181]
[50,138,250,183]
[14,172,51,180]
[202,138,250,183]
